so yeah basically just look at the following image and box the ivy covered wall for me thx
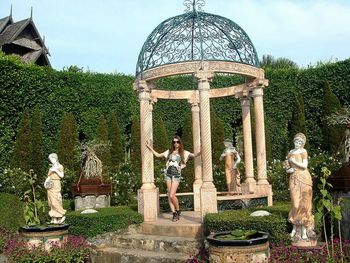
[0,52,349,171]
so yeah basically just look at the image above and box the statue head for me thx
[48,153,59,164]
[293,133,306,149]
[224,139,233,148]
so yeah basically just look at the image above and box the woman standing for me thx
[147,135,200,222]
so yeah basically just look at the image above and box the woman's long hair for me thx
[169,135,185,164]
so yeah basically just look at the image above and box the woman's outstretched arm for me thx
[146,140,164,158]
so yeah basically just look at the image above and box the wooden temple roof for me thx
[0,13,51,67]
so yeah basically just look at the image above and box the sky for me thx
[1,0,350,75]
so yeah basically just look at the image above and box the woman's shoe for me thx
[176,210,181,219]
[172,212,179,222]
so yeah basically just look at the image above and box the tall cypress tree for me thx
[180,113,194,192]
[289,92,307,148]
[96,115,112,174]
[211,106,225,167]
[57,113,79,171]
[153,116,169,152]
[30,106,44,178]
[12,110,31,171]
[109,112,124,169]
[130,116,141,176]
[322,81,344,153]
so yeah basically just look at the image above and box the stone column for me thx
[189,95,202,212]
[252,88,268,185]
[240,97,256,193]
[195,69,217,219]
[136,80,158,222]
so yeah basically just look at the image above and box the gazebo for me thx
[134,0,272,222]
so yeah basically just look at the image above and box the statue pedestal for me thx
[72,179,112,210]
[21,224,69,251]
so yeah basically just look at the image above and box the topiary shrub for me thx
[204,202,291,244]
[66,206,142,238]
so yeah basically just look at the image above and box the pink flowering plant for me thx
[4,235,92,262]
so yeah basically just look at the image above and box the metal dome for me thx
[136,1,259,76]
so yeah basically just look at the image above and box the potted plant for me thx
[206,229,269,263]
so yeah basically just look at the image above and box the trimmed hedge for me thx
[0,193,24,232]
[204,202,291,244]
[66,206,142,237]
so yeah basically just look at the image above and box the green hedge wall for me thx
[66,206,142,237]
[0,193,24,232]
[0,53,349,170]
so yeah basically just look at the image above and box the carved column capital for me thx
[240,96,251,107]
[194,69,214,84]
[252,87,264,98]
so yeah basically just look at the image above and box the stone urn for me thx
[206,230,269,263]
[21,224,69,250]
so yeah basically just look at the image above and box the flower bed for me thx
[4,235,91,263]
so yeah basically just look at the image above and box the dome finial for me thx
[184,0,205,13]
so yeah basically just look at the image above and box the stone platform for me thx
[90,211,204,263]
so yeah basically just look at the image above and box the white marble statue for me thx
[220,139,241,194]
[44,153,66,224]
[284,133,316,245]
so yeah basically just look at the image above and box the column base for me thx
[193,180,203,212]
[255,184,273,206]
[200,187,217,221]
[257,179,269,185]
[241,181,256,194]
[138,187,159,222]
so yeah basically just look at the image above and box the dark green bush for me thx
[0,193,24,232]
[66,206,142,237]
[204,202,291,244]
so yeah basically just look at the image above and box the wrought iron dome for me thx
[136,0,259,76]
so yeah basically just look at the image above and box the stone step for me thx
[109,233,203,255]
[141,211,203,238]
[91,247,191,263]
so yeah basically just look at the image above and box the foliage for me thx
[288,92,307,149]
[109,111,125,168]
[314,167,342,258]
[204,202,291,244]
[57,112,79,171]
[96,114,113,176]
[178,113,195,193]
[153,116,170,193]
[0,193,24,232]
[30,106,44,179]
[110,162,140,206]
[12,110,31,172]
[23,170,45,226]
[270,239,350,263]
[130,116,141,177]
[211,106,225,167]
[4,235,92,263]
[322,81,344,153]
[66,206,142,237]
[1,53,350,180]
[260,54,299,69]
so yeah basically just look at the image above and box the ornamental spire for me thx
[184,0,205,13]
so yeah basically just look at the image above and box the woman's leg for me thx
[166,180,175,212]
[169,180,180,211]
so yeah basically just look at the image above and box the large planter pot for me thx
[21,224,69,250]
[207,231,269,263]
